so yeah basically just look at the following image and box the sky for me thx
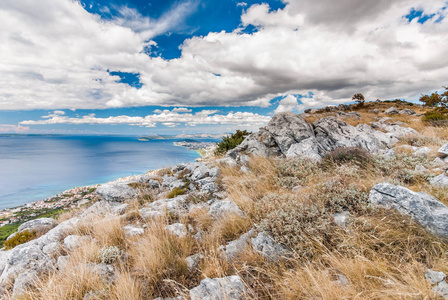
[1,0,448,135]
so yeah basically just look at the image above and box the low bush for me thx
[96,245,125,264]
[310,179,370,213]
[322,146,372,168]
[168,187,188,198]
[3,230,36,250]
[261,200,342,259]
[215,129,251,155]
[275,158,320,188]
[422,109,448,126]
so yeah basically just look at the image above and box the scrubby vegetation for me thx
[3,230,36,250]
[215,129,251,155]
[17,100,448,299]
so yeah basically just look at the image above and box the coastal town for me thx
[0,185,99,227]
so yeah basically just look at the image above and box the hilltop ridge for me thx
[1,100,448,299]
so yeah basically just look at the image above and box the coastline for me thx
[0,140,217,245]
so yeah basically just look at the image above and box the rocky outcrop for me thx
[17,218,57,235]
[369,183,448,238]
[228,112,415,162]
[189,275,245,300]
[370,118,417,138]
[0,217,79,293]
[220,229,288,262]
[96,183,137,203]
[384,107,399,114]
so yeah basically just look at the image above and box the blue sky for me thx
[0,0,447,135]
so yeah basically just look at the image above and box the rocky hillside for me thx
[1,102,448,299]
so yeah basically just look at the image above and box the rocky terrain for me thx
[1,102,448,299]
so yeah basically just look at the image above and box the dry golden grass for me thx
[21,105,448,299]
[129,220,195,297]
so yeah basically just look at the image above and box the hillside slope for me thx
[1,101,448,299]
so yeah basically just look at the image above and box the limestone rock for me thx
[12,270,38,299]
[18,218,57,234]
[57,255,70,271]
[430,173,448,188]
[220,229,255,261]
[425,269,447,284]
[432,281,448,299]
[96,182,137,202]
[414,147,431,156]
[123,225,144,237]
[251,232,289,261]
[333,211,349,228]
[0,218,79,290]
[145,195,189,215]
[185,253,204,272]
[139,208,163,220]
[227,129,283,160]
[80,201,113,218]
[314,117,384,154]
[111,203,129,215]
[264,112,315,154]
[384,107,399,114]
[42,242,60,255]
[190,275,245,300]
[369,183,448,238]
[209,200,244,219]
[165,223,188,238]
[370,118,417,138]
[399,108,416,115]
[439,143,448,156]
[63,235,92,251]
[337,111,361,119]
[285,137,321,161]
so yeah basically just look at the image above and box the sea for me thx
[0,135,215,210]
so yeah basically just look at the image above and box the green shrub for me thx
[419,87,448,108]
[322,146,372,168]
[422,109,448,126]
[261,201,342,259]
[168,187,187,198]
[275,158,321,188]
[310,179,370,213]
[215,130,251,155]
[96,245,125,264]
[3,230,36,250]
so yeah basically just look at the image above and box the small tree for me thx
[215,129,251,155]
[352,93,365,106]
[419,87,448,109]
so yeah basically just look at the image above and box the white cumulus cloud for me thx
[19,109,271,128]
[1,0,448,110]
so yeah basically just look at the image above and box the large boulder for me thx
[209,200,244,219]
[399,108,417,115]
[384,107,399,114]
[145,195,189,215]
[96,182,137,203]
[227,130,282,159]
[18,218,57,235]
[369,183,448,238]
[370,118,417,138]
[313,117,384,155]
[0,218,79,292]
[189,275,245,300]
[264,112,315,153]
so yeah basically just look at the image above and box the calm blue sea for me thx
[0,135,211,209]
